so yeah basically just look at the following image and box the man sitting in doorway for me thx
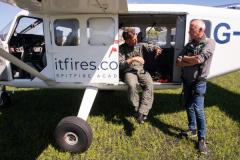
[119,27,162,124]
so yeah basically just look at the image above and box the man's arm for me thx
[196,39,215,63]
[119,49,144,71]
[119,47,129,71]
[176,40,215,67]
[119,54,144,69]
[127,56,145,64]
[176,54,202,67]
[176,46,199,67]
[142,43,162,56]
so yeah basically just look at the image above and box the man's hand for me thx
[127,56,145,65]
[176,56,183,67]
[183,55,201,64]
[155,48,162,56]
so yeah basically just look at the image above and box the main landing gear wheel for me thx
[0,91,11,108]
[54,116,93,153]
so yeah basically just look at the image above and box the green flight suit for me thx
[119,43,159,115]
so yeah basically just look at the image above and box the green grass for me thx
[0,71,240,160]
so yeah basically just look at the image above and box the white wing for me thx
[0,0,128,14]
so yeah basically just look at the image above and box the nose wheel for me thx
[55,87,97,153]
[54,116,93,153]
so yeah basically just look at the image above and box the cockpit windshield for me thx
[0,20,12,41]
[17,18,43,34]
[15,17,43,35]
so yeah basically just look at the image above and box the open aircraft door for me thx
[0,36,12,107]
[0,11,32,107]
[0,44,11,81]
[172,15,186,82]
[0,14,18,82]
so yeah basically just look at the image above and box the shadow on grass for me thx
[0,89,83,160]
[0,81,239,159]
[206,83,240,123]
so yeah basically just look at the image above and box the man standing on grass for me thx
[176,19,215,154]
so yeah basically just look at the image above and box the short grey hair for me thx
[191,19,206,31]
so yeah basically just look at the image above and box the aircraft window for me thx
[87,17,115,45]
[146,26,176,48]
[0,20,12,41]
[54,19,80,46]
[16,17,43,35]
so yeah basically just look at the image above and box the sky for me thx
[0,0,239,31]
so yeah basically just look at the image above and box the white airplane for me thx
[0,0,240,153]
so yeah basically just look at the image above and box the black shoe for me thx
[179,129,197,138]
[198,139,208,154]
[136,112,147,124]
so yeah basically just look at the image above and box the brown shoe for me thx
[136,112,147,124]
[198,139,208,154]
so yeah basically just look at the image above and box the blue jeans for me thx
[183,81,207,140]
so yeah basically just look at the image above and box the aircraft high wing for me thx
[0,0,128,13]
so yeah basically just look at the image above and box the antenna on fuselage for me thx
[96,0,108,12]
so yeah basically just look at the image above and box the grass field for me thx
[0,71,239,160]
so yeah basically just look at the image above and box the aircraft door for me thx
[50,15,119,84]
[0,21,15,81]
[7,15,46,79]
[172,15,186,82]
[0,55,9,81]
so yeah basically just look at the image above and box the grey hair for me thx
[191,19,206,31]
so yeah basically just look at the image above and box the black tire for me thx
[0,91,11,108]
[54,116,93,153]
